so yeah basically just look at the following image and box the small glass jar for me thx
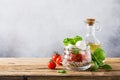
[62,46,91,71]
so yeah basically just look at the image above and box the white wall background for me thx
[0,0,120,57]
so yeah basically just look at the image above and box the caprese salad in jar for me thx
[62,36,91,71]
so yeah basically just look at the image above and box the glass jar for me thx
[62,46,91,71]
[85,18,101,53]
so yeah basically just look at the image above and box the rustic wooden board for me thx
[0,76,23,80]
[28,76,120,80]
[0,58,119,80]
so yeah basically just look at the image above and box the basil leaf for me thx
[91,48,112,71]
[93,48,106,61]
[58,70,66,73]
[101,64,112,70]
[73,36,82,43]
[63,38,75,46]
[90,61,99,71]
[92,53,103,66]
[71,48,79,54]
[63,36,82,46]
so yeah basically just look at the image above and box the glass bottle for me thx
[85,18,101,53]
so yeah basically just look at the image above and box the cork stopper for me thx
[86,18,95,26]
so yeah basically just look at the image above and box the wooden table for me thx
[0,58,119,80]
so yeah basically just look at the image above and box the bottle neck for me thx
[86,24,95,36]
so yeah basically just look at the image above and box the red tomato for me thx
[52,53,60,62]
[69,53,77,61]
[48,60,56,69]
[69,53,82,62]
[77,54,82,62]
[56,56,62,65]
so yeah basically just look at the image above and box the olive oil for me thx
[89,43,101,53]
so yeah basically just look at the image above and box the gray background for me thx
[0,0,120,57]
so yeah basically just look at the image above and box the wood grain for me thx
[28,76,120,80]
[0,77,23,80]
[0,58,119,80]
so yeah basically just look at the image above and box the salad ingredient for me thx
[93,48,106,61]
[52,52,60,62]
[76,41,87,50]
[71,48,79,54]
[91,48,112,71]
[91,61,99,71]
[73,36,83,43]
[48,60,56,69]
[63,38,75,46]
[65,44,75,50]
[77,54,83,62]
[101,64,112,70]
[69,53,77,61]
[56,56,62,65]
[63,36,82,46]
[69,53,82,62]
[58,70,66,73]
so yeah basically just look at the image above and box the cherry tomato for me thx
[77,54,82,62]
[69,53,82,62]
[48,60,56,69]
[56,56,62,65]
[52,52,60,62]
[69,53,77,61]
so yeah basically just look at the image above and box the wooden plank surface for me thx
[0,58,119,80]
[0,77,23,80]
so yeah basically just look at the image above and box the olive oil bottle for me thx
[85,18,101,53]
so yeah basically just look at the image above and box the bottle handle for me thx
[95,21,101,32]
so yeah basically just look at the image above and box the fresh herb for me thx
[91,48,112,71]
[58,70,66,73]
[101,64,112,70]
[71,48,79,54]
[73,36,82,44]
[90,61,99,71]
[63,38,75,46]
[63,36,82,46]
[94,48,106,61]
